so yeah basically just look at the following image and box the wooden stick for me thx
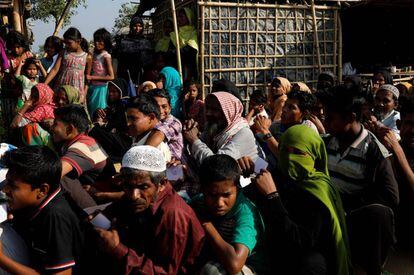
[333,9,338,77]
[200,2,206,100]
[311,0,322,74]
[338,10,343,83]
[205,64,336,73]
[53,0,75,36]
[197,1,338,10]
[170,0,183,82]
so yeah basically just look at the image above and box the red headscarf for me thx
[24,83,56,122]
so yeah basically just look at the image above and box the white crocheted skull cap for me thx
[122,145,166,172]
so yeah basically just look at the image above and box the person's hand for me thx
[253,104,265,115]
[34,59,42,68]
[95,109,106,120]
[167,157,182,167]
[86,75,93,81]
[377,127,400,152]
[238,156,255,177]
[23,100,33,108]
[309,114,326,134]
[95,228,120,253]
[183,119,199,144]
[254,170,277,196]
[254,115,272,134]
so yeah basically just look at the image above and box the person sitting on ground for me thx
[0,146,86,274]
[183,79,205,130]
[89,78,132,163]
[183,92,258,166]
[240,124,351,275]
[245,89,269,127]
[127,93,172,162]
[323,89,399,274]
[374,84,401,139]
[95,145,205,274]
[51,104,110,208]
[156,64,183,118]
[145,89,184,161]
[54,85,81,107]
[268,76,291,122]
[376,95,414,249]
[10,83,55,129]
[192,154,267,275]
[253,90,318,159]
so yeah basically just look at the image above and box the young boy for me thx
[127,93,172,162]
[51,104,110,208]
[192,154,266,274]
[324,88,399,274]
[145,88,184,161]
[0,146,85,274]
[246,89,268,127]
[374,84,400,139]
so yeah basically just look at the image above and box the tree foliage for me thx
[112,3,138,34]
[31,0,87,28]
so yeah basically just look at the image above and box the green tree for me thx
[112,3,138,34]
[31,0,87,30]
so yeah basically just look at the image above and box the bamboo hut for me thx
[150,0,361,99]
[0,0,31,37]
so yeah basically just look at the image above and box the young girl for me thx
[183,79,204,130]
[86,28,114,117]
[41,36,63,73]
[5,31,33,72]
[15,57,47,107]
[45,27,89,103]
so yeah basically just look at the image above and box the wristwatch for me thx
[263,132,273,141]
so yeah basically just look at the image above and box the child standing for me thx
[86,28,114,117]
[45,27,89,104]
[40,36,63,73]
[183,79,204,130]
[15,57,47,107]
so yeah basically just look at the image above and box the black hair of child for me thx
[54,104,91,133]
[199,154,241,187]
[1,146,62,192]
[127,93,161,120]
[93,28,112,53]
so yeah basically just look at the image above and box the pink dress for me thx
[56,50,87,97]
[91,51,110,86]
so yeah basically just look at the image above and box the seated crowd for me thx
[0,17,414,275]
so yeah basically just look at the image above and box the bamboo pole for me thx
[170,0,183,82]
[198,1,338,10]
[311,0,322,74]
[200,3,205,99]
[12,0,22,33]
[338,11,343,83]
[53,0,75,36]
[205,64,336,73]
[333,10,338,76]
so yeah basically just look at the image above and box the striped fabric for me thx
[325,128,391,195]
[61,134,108,177]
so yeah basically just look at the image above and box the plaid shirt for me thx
[155,115,184,159]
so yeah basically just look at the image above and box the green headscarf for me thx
[278,125,351,275]
[60,85,80,105]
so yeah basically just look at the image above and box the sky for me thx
[30,0,132,52]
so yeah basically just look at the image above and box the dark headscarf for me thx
[212,78,242,102]
[317,71,336,90]
[108,78,128,100]
[129,17,144,37]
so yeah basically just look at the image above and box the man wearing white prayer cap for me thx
[94,145,205,274]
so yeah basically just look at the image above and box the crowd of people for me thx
[0,10,413,275]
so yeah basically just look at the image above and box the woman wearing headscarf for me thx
[54,85,81,107]
[115,16,153,85]
[184,91,259,166]
[292,82,312,93]
[269,77,292,121]
[11,84,55,147]
[252,124,351,275]
[158,66,183,118]
[89,78,132,162]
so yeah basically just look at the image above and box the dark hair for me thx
[212,79,242,103]
[93,28,112,52]
[400,95,414,118]
[325,86,366,122]
[22,57,37,75]
[54,104,90,133]
[287,90,316,113]
[183,79,201,98]
[6,31,29,52]
[148,88,171,105]
[373,69,393,85]
[199,155,240,187]
[63,27,89,52]
[250,89,267,105]
[127,93,161,120]
[44,36,63,54]
[1,146,62,192]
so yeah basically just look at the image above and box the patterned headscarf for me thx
[24,84,55,122]
[60,85,80,104]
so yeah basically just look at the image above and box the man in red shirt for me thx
[95,145,205,274]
